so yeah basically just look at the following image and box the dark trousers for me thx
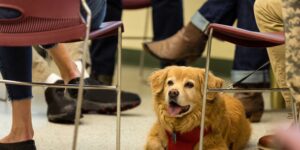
[0,9,32,100]
[90,0,185,77]
[200,0,270,84]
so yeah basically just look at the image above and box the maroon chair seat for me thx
[0,0,123,46]
[122,0,151,9]
[208,23,285,47]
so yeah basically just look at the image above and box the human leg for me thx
[151,0,186,67]
[231,0,270,123]
[0,46,35,149]
[47,44,80,84]
[254,0,293,149]
[143,0,237,62]
[254,0,291,106]
[282,0,300,103]
[0,9,34,148]
[89,0,121,84]
[32,47,77,123]
[86,0,140,113]
[0,100,33,143]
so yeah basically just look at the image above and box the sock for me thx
[74,60,89,78]
[191,12,210,34]
[45,73,62,84]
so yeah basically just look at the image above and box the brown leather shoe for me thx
[143,22,207,62]
[234,92,264,122]
[257,134,286,150]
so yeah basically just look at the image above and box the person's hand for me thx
[275,125,300,150]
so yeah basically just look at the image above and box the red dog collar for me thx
[166,127,211,150]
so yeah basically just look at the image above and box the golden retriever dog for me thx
[145,66,251,150]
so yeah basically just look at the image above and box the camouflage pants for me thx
[254,0,292,106]
[282,0,300,103]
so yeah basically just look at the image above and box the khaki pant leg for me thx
[32,48,51,82]
[254,0,291,107]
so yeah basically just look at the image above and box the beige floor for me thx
[0,65,292,150]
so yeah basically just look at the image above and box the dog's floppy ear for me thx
[148,68,168,95]
[207,72,224,100]
[198,69,224,100]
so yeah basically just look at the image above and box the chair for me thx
[122,0,152,82]
[198,23,292,150]
[0,0,123,149]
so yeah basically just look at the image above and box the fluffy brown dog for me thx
[145,66,251,150]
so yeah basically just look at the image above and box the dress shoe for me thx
[67,77,141,114]
[45,80,79,124]
[234,92,264,122]
[233,83,269,122]
[257,134,283,150]
[143,22,207,62]
[90,73,113,85]
[0,140,36,150]
[67,77,87,99]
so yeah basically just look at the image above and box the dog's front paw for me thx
[145,140,165,150]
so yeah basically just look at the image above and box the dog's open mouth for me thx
[167,101,190,117]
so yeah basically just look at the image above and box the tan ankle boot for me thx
[143,22,207,62]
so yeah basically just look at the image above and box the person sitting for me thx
[254,0,296,149]
[0,0,124,149]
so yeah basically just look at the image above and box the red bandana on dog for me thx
[166,127,211,150]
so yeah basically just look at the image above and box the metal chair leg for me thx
[116,27,122,150]
[72,0,92,149]
[199,29,214,150]
[139,8,150,83]
[291,96,299,125]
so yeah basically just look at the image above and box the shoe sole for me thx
[143,43,201,63]
[82,100,141,114]
[143,43,181,62]
[257,145,276,150]
[48,112,82,124]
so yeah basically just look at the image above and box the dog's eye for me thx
[185,82,194,88]
[167,80,174,86]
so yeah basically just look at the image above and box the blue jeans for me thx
[0,0,106,100]
[151,0,185,68]
[90,0,184,78]
[199,0,270,85]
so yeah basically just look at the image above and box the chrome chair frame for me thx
[0,0,123,149]
[198,29,296,150]
[138,7,152,82]
[74,1,123,149]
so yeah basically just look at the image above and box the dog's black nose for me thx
[169,89,179,98]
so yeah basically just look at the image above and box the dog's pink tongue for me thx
[168,106,181,117]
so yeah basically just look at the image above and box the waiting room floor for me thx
[0,65,292,150]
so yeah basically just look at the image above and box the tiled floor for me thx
[0,65,292,150]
